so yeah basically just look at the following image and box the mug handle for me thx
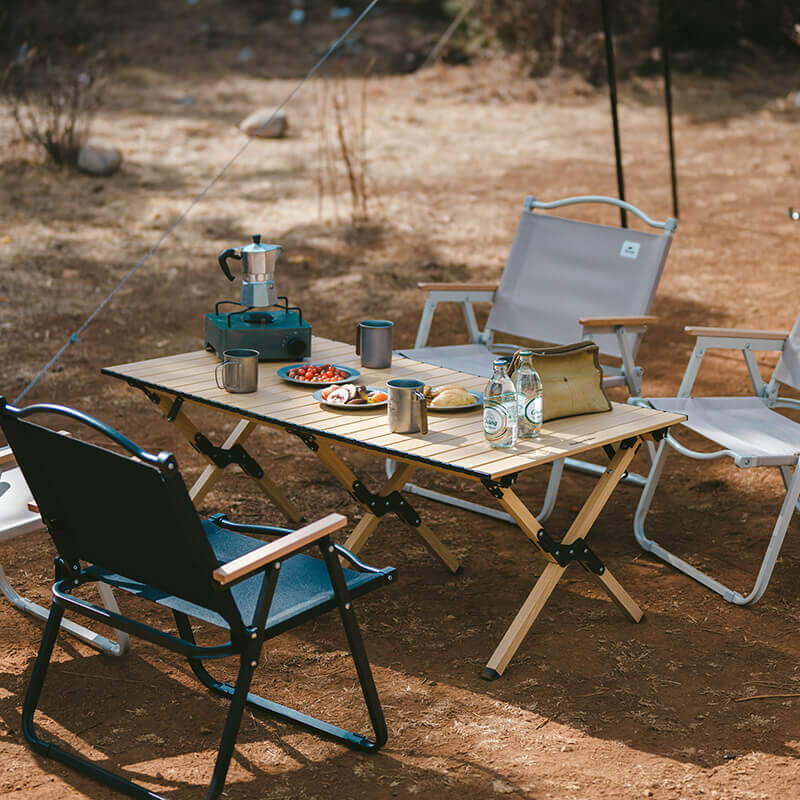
[355,322,361,356]
[215,360,231,390]
[415,391,428,435]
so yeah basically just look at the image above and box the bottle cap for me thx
[518,349,533,356]
[492,357,510,367]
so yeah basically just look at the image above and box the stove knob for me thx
[286,337,307,359]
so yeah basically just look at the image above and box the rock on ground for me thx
[239,109,288,138]
[77,139,123,176]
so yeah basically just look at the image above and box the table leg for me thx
[345,461,417,553]
[310,439,461,573]
[152,393,303,523]
[189,419,252,503]
[482,440,643,679]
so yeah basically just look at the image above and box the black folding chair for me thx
[0,398,396,800]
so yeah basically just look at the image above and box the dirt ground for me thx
[2,3,800,799]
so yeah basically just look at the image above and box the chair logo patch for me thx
[620,241,640,259]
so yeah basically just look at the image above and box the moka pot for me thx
[218,235,280,308]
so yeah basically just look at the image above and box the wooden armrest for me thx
[0,446,16,468]
[580,315,657,327]
[212,513,348,586]
[417,281,498,292]
[684,326,790,340]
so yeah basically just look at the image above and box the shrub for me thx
[2,47,104,167]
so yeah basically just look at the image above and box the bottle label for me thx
[484,393,515,441]
[483,407,507,440]
[524,397,541,425]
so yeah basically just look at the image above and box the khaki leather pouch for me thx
[508,342,611,423]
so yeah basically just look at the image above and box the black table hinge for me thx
[650,427,669,442]
[535,529,605,574]
[481,472,519,499]
[193,433,265,479]
[351,480,421,526]
[289,429,319,452]
[602,436,640,478]
[128,379,161,406]
[166,396,184,422]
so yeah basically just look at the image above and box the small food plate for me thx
[313,386,388,410]
[426,390,483,412]
[277,363,360,387]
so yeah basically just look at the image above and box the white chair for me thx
[633,318,800,604]
[1,444,130,655]
[395,195,677,523]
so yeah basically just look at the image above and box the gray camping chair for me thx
[395,195,677,523]
[633,318,800,604]
[1,444,130,656]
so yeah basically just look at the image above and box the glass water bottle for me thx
[483,358,518,449]
[514,349,543,438]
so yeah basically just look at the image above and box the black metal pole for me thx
[659,0,679,218]
[600,0,627,227]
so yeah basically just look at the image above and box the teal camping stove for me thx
[205,235,312,361]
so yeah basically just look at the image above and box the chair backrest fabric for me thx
[486,206,673,360]
[773,313,800,392]
[0,408,243,630]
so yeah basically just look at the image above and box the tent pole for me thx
[600,0,626,227]
[659,0,679,218]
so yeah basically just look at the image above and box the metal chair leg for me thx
[0,565,130,656]
[22,603,160,799]
[385,456,565,524]
[22,603,253,800]
[174,611,385,751]
[322,542,387,748]
[563,457,648,487]
[635,443,800,605]
[22,603,64,756]
[778,464,800,513]
[206,656,256,800]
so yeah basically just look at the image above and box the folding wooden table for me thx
[103,336,684,679]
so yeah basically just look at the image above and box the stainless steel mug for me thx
[215,348,259,393]
[356,320,393,369]
[387,378,428,434]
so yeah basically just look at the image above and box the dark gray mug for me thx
[356,320,393,369]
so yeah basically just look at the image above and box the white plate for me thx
[426,390,483,412]
[312,386,388,410]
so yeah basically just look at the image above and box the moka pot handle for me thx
[218,248,242,281]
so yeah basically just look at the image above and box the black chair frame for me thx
[1,399,393,800]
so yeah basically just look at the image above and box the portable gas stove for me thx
[205,299,311,361]
[204,235,312,361]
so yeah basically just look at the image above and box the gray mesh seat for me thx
[634,318,800,605]
[89,519,391,634]
[643,397,800,467]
